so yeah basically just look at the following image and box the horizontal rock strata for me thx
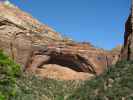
[0,3,118,80]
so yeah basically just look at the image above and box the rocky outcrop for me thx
[121,6,133,60]
[0,3,62,68]
[0,3,118,80]
[35,64,95,80]
[27,42,117,76]
[111,45,122,54]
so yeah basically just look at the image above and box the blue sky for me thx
[10,0,131,50]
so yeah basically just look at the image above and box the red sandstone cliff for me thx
[0,2,118,80]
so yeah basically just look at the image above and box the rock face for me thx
[27,42,117,76]
[0,3,118,80]
[35,64,95,80]
[121,5,133,61]
[0,3,62,68]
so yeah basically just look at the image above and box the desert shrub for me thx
[68,61,133,100]
[0,92,5,100]
[11,74,83,100]
[0,50,21,100]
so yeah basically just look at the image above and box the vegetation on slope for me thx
[11,61,133,100]
[0,49,133,100]
[12,75,82,100]
[0,50,21,100]
[68,61,133,100]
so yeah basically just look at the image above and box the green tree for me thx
[0,50,21,100]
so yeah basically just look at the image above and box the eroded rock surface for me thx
[0,3,118,80]
[27,42,117,77]
[121,11,133,60]
[35,64,95,80]
[0,3,62,68]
